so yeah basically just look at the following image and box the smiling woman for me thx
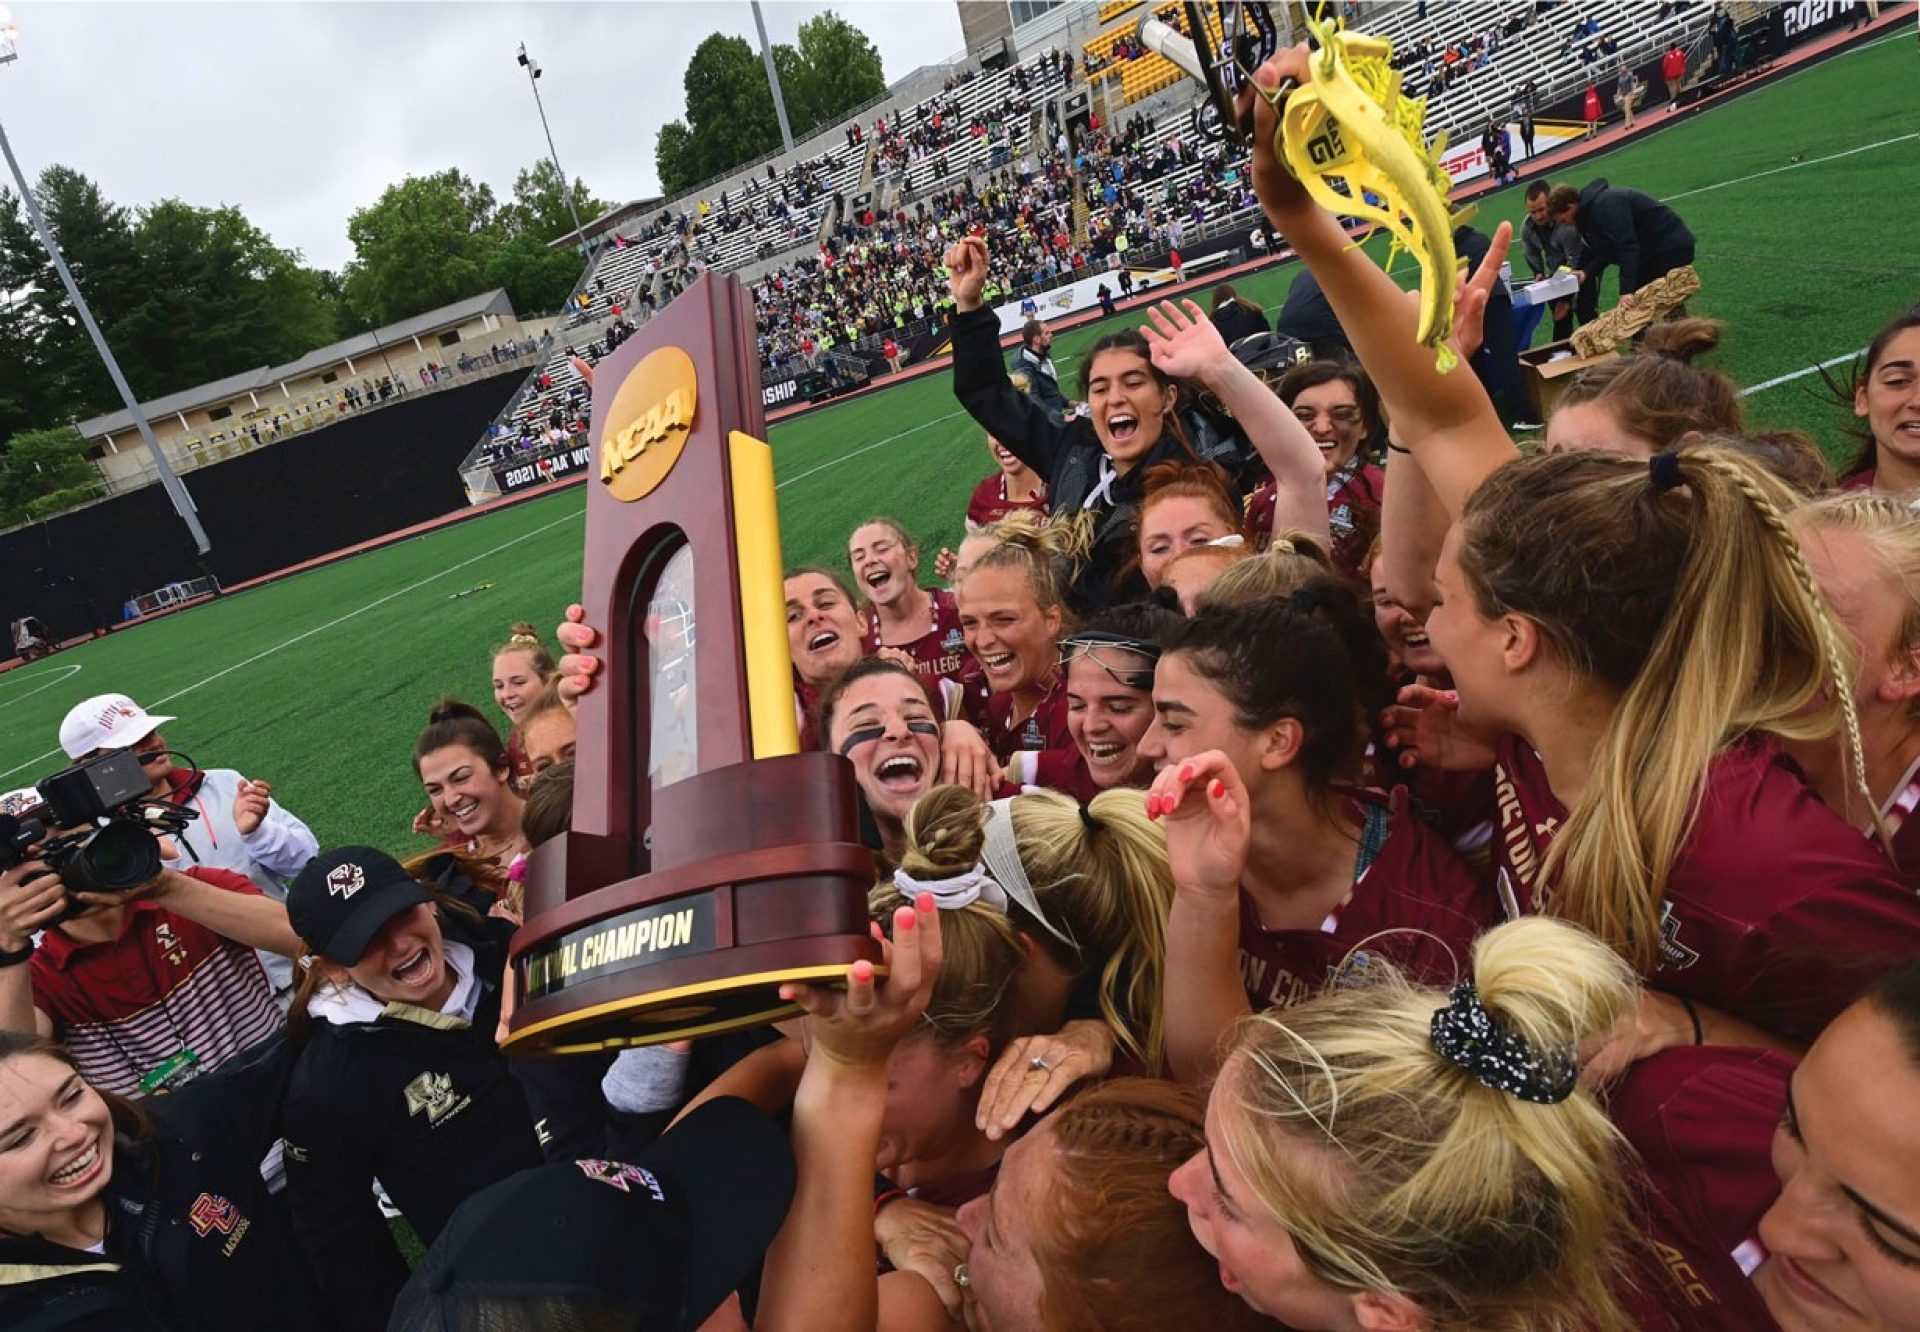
[280,845,543,1330]
[412,699,526,873]
[0,1029,325,1330]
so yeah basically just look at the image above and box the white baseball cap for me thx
[58,693,176,760]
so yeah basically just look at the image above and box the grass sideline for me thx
[1,34,1912,853]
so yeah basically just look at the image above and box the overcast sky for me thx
[0,1,969,271]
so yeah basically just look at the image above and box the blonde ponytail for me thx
[877,784,1175,1069]
[871,786,1024,1054]
[1459,446,1867,971]
[1008,787,1175,1070]
[1217,918,1640,1331]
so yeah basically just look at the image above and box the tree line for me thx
[0,157,602,527]
[654,12,888,196]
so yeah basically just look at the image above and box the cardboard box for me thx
[1518,339,1620,421]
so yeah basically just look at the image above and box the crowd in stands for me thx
[20,19,1920,1327]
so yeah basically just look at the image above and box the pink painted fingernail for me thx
[1209,779,1225,799]
[851,960,874,983]
[1178,762,1195,783]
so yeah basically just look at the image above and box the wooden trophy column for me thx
[506,274,880,1054]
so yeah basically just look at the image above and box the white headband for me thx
[891,864,1007,914]
[889,799,1079,953]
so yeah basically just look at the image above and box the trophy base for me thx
[503,958,884,1054]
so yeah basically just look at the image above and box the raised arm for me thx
[1379,438,1449,618]
[757,897,944,1332]
[1148,753,1256,1085]
[1140,299,1331,551]
[1243,48,1519,519]
[946,238,1075,481]
[134,868,302,958]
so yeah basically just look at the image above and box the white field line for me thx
[1742,349,1868,396]
[0,663,82,711]
[0,508,584,783]
[776,408,970,489]
[1665,132,1920,202]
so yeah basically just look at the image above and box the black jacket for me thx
[0,1036,322,1332]
[1210,299,1270,347]
[951,305,1247,611]
[1274,268,1355,362]
[1011,344,1070,419]
[281,911,542,1331]
[1571,177,1695,294]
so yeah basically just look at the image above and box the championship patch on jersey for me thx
[1657,900,1701,971]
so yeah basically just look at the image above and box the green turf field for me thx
[2,32,1913,855]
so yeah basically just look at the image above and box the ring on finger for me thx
[1028,1054,1052,1073]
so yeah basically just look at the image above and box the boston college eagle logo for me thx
[576,1159,665,1201]
[403,1071,469,1124]
[188,1193,241,1238]
[326,863,366,899]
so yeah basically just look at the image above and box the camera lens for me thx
[64,823,161,897]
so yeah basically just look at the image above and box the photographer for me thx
[0,853,298,1097]
[59,693,317,997]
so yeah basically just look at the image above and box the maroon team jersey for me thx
[966,473,1050,530]
[983,675,1073,765]
[1611,1047,1790,1331]
[1491,733,1920,1042]
[860,588,980,693]
[1025,747,1103,803]
[1238,787,1502,1011]
[1242,459,1384,579]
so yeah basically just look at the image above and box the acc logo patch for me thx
[601,345,698,502]
[576,1159,665,1201]
[326,863,365,899]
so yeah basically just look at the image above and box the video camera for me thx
[0,750,197,903]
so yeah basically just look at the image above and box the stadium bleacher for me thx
[461,0,1714,477]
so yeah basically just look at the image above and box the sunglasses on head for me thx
[1059,632,1162,691]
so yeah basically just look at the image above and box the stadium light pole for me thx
[751,1,796,155]
[517,42,593,259]
[0,10,210,554]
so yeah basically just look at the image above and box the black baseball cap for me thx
[288,846,432,966]
[388,1095,797,1332]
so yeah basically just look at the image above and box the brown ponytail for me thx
[1555,318,1741,453]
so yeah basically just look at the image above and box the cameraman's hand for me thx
[232,779,272,837]
[71,866,182,912]
[0,860,67,950]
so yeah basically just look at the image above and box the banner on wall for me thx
[1437,121,1586,187]
[491,442,593,495]
[990,227,1256,335]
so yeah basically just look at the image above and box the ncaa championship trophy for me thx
[505,273,881,1054]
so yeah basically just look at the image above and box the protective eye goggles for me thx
[1058,632,1163,691]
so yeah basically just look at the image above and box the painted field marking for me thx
[776,408,970,490]
[1665,132,1920,203]
[0,663,82,711]
[0,508,584,783]
[1742,349,1868,397]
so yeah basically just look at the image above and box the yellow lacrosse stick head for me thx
[1266,17,1468,372]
